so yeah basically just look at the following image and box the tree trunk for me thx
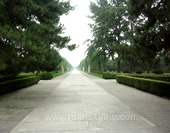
[129,65,132,73]
[101,63,103,72]
[147,69,150,74]
[146,63,150,73]
[103,50,107,72]
[129,60,133,73]
[147,67,150,74]
[98,62,101,72]
[117,58,120,73]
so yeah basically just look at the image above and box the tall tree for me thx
[62,57,73,71]
[89,0,129,73]
[86,45,105,72]
[129,0,170,63]
[0,0,75,77]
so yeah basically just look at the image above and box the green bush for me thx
[153,70,164,74]
[116,75,170,98]
[128,74,170,82]
[40,72,53,80]
[103,72,117,79]
[0,76,40,96]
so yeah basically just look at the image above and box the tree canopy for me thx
[79,0,170,73]
[129,0,170,60]
[0,0,75,77]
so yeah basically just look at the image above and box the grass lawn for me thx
[88,73,103,78]
[19,72,36,77]
[19,71,67,80]
[52,72,63,78]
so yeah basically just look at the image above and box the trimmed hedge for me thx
[0,76,40,95]
[40,72,53,80]
[40,72,65,80]
[103,72,117,79]
[116,75,170,98]
[128,74,170,82]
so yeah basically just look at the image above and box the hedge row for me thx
[0,76,40,95]
[116,75,170,98]
[103,72,117,79]
[40,72,53,80]
[128,74,170,82]
[40,72,64,80]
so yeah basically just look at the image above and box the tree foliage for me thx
[62,57,73,71]
[129,0,170,60]
[0,0,74,77]
[88,0,130,72]
[80,0,170,73]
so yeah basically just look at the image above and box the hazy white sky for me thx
[60,0,94,67]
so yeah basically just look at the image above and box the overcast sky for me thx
[60,0,94,67]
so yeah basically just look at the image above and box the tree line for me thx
[79,0,170,73]
[0,0,75,78]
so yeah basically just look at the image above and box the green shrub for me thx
[0,76,40,96]
[103,72,117,79]
[41,72,53,80]
[116,75,170,98]
[153,70,164,74]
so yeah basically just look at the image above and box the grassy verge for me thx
[19,71,68,80]
[82,71,103,78]
[89,73,103,78]
[52,72,63,78]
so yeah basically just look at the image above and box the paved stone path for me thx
[0,70,170,133]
